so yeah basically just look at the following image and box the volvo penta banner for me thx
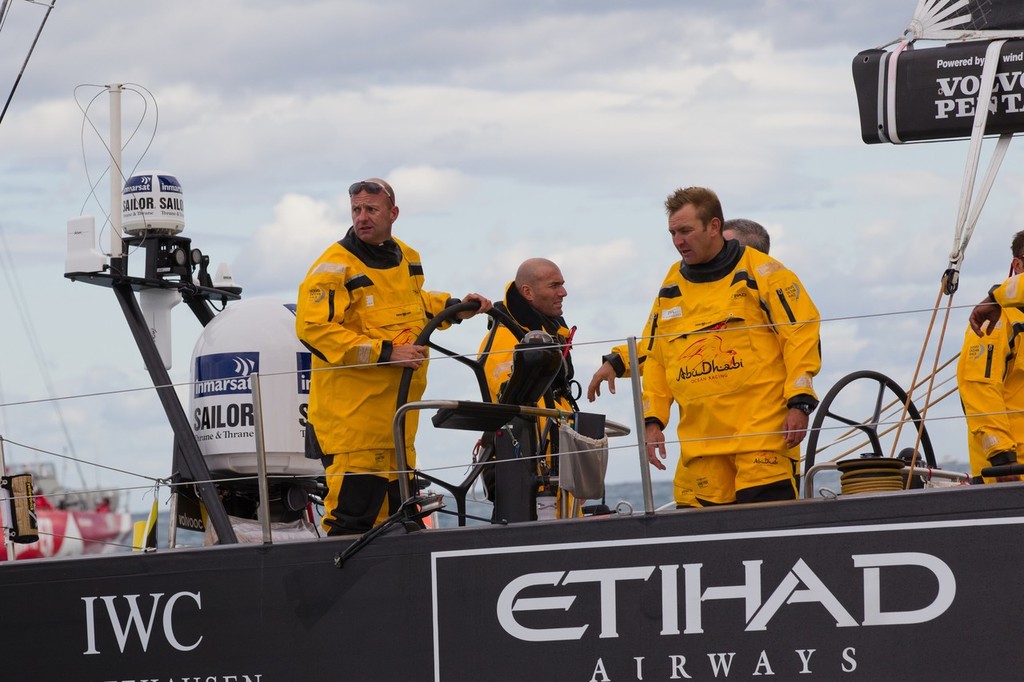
[853,39,1024,144]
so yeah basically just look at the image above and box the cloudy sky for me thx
[0,0,1018,513]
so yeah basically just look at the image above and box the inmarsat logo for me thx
[233,356,257,376]
[158,174,182,193]
[194,352,259,398]
[122,174,152,194]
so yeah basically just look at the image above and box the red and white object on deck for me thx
[0,508,134,561]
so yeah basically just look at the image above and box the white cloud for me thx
[232,193,343,296]
[386,166,477,213]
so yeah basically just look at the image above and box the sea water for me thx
[426,479,678,528]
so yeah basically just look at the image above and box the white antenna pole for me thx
[108,83,124,258]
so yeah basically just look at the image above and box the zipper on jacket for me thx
[776,288,796,323]
[985,344,994,378]
[646,313,659,351]
[328,289,336,322]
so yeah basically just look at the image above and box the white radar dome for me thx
[122,170,184,236]
[189,297,319,477]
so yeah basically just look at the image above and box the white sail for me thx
[907,0,1024,41]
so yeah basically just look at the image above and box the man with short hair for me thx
[587,218,772,400]
[957,229,1024,483]
[296,177,491,535]
[642,187,820,507]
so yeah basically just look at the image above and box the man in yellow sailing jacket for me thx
[479,258,574,401]
[477,258,581,515]
[641,187,821,507]
[586,218,772,401]
[959,230,1024,482]
[296,178,490,535]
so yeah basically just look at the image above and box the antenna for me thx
[108,83,124,258]
[64,216,106,275]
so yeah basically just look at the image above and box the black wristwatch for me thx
[788,397,817,415]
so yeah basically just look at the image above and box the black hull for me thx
[2,483,1022,681]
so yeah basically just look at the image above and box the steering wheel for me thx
[804,369,936,473]
[392,301,522,525]
[395,300,520,411]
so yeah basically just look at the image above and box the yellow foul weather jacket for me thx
[957,306,1024,477]
[295,229,452,465]
[477,281,581,513]
[991,273,1024,308]
[642,244,821,461]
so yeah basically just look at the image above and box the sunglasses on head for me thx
[348,181,394,204]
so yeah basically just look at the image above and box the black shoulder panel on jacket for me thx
[659,284,681,299]
[730,269,759,291]
[345,274,374,291]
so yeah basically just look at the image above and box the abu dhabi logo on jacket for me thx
[194,352,259,398]
[676,334,744,381]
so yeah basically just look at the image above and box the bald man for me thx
[477,258,581,517]
[479,258,573,402]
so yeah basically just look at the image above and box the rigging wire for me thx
[0,226,91,491]
[0,0,56,129]
[1,435,162,483]
[0,1,12,34]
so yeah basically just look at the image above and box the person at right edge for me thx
[959,229,1024,482]
[641,187,821,507]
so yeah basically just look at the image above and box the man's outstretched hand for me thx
[969,295,1000,336]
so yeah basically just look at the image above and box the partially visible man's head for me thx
[1010,229,1024,276]
[723,218,770,254]
[349,178,398,245]
[515,258,567,318]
